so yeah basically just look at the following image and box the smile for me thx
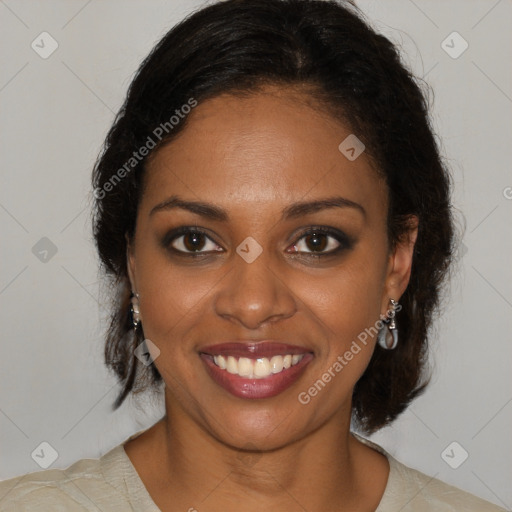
[199,341,314,399]
[212,354,305,378]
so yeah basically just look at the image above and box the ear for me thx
[125,233,137,293]
[382,215,418,311]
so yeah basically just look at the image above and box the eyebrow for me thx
[149,194,366,221]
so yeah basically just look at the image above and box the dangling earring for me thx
[130,292,141,330]
[378,298,399,350]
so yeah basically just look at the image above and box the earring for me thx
[130,292,141,330]
[378,298,399,350]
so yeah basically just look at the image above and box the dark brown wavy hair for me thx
[91,0,454,433]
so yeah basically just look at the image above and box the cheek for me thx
[311,251,386,329]
[304,248,387,375]
[138,273,205,337]
[134,245,223,347]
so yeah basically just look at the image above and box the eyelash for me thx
[162,226,353,259]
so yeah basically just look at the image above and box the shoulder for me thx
[385,455,507,511]
[0,445,133,512]
[352,433,507,512]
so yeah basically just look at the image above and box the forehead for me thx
[141,86,386,217]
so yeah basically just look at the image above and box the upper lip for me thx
[199,341,313,358]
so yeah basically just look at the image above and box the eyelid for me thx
[289,226,352,255]
[162,225,353,256]
[291,225,350,242]
[162,226,224,255]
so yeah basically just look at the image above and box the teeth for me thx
[254,357,271,377]
[226,356,238,374]
[238,357,253,377]
[212,354,305,378]
[270,355,283,373]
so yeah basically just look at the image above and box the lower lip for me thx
[200,353,314,399]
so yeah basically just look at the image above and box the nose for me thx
[213,248,297,330]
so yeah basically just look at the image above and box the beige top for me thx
[0,427,506,511]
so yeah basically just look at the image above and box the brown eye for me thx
[291,229,344,255]
[303,232,329,252]
[182,232,206,251]
[166,229,222,254]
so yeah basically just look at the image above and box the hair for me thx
[92,0,454,433]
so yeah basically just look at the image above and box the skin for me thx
[124,84,418,512]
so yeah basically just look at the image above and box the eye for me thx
[288,227,351,256]
[163,226,352,258]
[164,227,223,255]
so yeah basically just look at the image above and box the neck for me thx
[142,393,388,511]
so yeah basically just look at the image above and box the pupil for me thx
[306,233,327,252]
[184,232,204,251]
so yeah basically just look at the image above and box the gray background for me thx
[1,0,511,509]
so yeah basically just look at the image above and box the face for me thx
[127,85,416,450]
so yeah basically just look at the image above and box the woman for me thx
[0,0,506,510]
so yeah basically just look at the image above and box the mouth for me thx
[199,341,314,399]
